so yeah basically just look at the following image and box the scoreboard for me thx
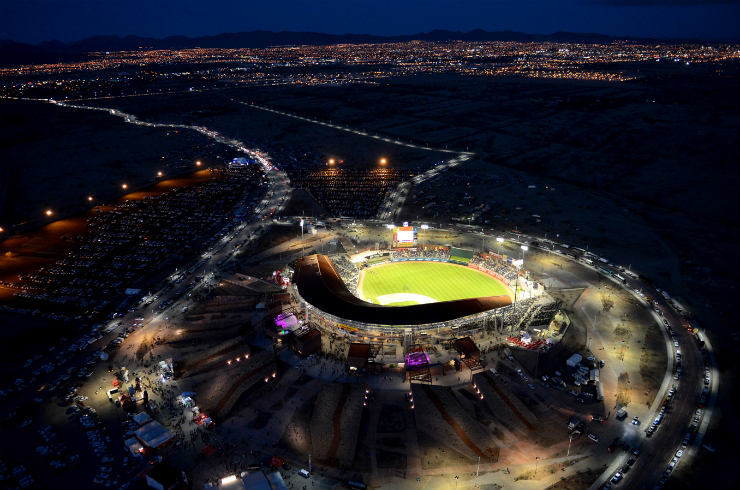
[393,226,418,248]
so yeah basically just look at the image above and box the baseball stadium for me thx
[291,230,551,346]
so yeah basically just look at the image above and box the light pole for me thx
[300,218,305,257]
[567,432,576,456]
[514,245,528,304]
[535,456,539,478]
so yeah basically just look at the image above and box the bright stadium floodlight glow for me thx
[421,224,429,230]
[196,160,202,166]
[328,158,335,165]
[221,475,237,485]
[386,224,395,229]
[45,209,53,217]
[496,237,504,243]
[87,196,94,202]
[521,245,529,251]
[0,226,4,233]
[379,157,387,165]
[157,171,163,177]
[121,183,128,190]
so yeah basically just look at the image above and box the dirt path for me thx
[177,341,249,377]
[482,374,535,431]
[326,384,351,461]
[212,361,273,416]
[421,385,487,458]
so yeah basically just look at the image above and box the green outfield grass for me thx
[358,261,511,306]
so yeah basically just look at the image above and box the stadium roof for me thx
[293,254,512,326]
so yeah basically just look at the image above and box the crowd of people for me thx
[524,300,562,330]
[329,254,360,295]
[390,246,450,261]
[469,253,519,283]
[498,298,537,330]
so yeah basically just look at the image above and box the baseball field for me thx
[357,261,512,306]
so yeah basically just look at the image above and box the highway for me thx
[234,99,473,155]
[228,98,476,222]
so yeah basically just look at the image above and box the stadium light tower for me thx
[521,244,528,265]
[299,217,305,256]
[496,237,504,255]
[513,244,529,305]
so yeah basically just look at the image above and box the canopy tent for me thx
[135,420,173,448]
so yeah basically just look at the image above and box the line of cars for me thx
[603,446,641,488]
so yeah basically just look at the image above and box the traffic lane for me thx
[645,306,704,483]
[621,306,703,487]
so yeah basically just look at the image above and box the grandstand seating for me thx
[390,247,450,261]
[469,254,519,282]
[329,254,360,294]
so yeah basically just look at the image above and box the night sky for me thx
[1,0,738,44]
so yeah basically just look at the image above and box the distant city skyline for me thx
[1,0,739,44]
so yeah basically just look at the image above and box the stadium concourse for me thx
[285,243,565,369]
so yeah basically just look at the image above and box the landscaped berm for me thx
[357,261,512,306]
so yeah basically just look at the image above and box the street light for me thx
[157,171,163,177]
[328,158,335,165]
[196,160,202,167]
[87,196,94,202]
[121,183,128,190]
[567,432,577,456]
[45,209,53,217]
[379,157,387,165]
